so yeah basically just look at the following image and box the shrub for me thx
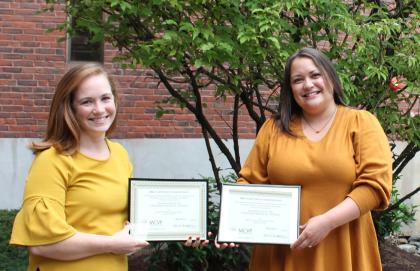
[373,176,417,239]
[140,175,251,271]
[0,209,28,271]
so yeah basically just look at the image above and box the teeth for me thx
[89,116,108,122]
[303,91,320,97]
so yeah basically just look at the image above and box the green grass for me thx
[0,210,28,271]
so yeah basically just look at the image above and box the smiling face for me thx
[290,57,336,116]
[72,73,116,139]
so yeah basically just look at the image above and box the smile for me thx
[88,116,109,123]
[302,90,321,98]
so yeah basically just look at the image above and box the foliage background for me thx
[4,0,418,270]
[0,210,27,271]
[44,0,419,177]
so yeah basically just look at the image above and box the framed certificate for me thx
[129,178,208,241]
[217,183,301,245]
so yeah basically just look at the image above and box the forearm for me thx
[322,197,360,230]
[29,232,113,261]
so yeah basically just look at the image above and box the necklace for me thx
[302,106,337,134]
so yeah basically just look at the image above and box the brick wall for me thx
[0,0,259,139]
[4,1,415,140]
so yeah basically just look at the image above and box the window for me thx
[69,30,104,62]
[68,1,104,63]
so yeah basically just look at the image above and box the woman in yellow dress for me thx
[10,63,149,271]
[237,48,392,270]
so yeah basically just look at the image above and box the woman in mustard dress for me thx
[10,63,149,271]
[237,48,392,270]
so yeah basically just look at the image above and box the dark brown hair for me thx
[275,47,346,135]
[31,63,118,154]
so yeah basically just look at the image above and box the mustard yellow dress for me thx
[238,106,392,271]
[10,140,133,271]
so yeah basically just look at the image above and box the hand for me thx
[211,232,239,250]
[184,232,210,248]
[109,222,149,255]
[290,214,333,250]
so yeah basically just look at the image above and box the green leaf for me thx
[200,43,215,51]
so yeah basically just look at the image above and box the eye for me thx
[81,100,92,105]
[312,73,321,78]
[102,95,113,102]
[292,78,303,84]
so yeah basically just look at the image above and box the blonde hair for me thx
[31,63,118,154]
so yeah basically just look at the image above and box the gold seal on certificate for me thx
[129,178,208,241]
[218,184,301,244]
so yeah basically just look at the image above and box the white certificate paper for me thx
[218,184,300,244]
[129,178,207,241]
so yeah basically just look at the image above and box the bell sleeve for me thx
[9,148,77,246]
[347,110,393,215]
[237,119,276,185]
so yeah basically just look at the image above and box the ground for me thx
[129,241,420,270]
[380,241,420,271]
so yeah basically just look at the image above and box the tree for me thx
[45,0,419,236]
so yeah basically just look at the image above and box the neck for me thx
[79,133,109,159]
[302,104,337,123]
[301,105,338,134]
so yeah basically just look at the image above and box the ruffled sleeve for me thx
[10,148,77,246]
[347,110,392,215]
[237,119,276,185]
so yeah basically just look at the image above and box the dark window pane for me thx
[69,30,103,62]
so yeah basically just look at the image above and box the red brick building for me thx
[0,0,258,140]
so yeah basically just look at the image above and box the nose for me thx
[303,78,313,89]
[93,101,105,114]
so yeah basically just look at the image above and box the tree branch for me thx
[385,186,420,213]
[233,95,240,166]
[393,142,419,178]
[202,127,222,191]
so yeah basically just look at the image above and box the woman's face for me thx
[72,73,116,139]
[290,57,335,116]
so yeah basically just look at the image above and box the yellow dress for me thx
[238,106,392,271]
[10,140,133,271]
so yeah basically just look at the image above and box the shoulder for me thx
[33,146,72,165]
[341,106,376,120]
[261,118,280,132]
[29,147,74,175]
[256,118,279,135]
[253,118,283,142]
[340,106,382,127]
[106,139,130,157]
[339,106,387,140]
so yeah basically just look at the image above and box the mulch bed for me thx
[380,240,420,271]
[129,241,420,270]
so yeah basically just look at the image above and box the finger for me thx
[122,223,131,234]
[302,240,313,250]
[295,238,312,250]
[136,240,150,248]
[184,236,193,247]
[192,237,201,248]
[290,236,304,250]
[214,241,228,249]
[213,236,220,248]
[290,233,308,249]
